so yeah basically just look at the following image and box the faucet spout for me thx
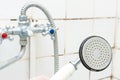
[0,46,26,69]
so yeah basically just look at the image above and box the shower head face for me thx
[79,36,112,71]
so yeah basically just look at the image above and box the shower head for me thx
[50,36,112,80]
[79,36,112,71]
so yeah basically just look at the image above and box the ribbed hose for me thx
[0,46,26,69]
[54,33,59,73]
[21,2,59,73]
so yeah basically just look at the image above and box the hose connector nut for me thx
[19,15,27,21]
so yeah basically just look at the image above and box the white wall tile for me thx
[0,0,30,19]
[90,63,112,80]
[36,57,54,77]
[0,60,29,80]
[93,19,115,47]
[65,20,93,54]
[67,0,94,18]
[59,56,66,69]
[118,0,120,17]
[30,20,54,57]
[33,34,54,57]
[115,19,120,48]
[31,0,65,19]
[113,49,120,79]
[0,36,20,61]
[64,54,78,64]
[94,0,116,17]
[0,20,18,27]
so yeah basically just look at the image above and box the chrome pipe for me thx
[0,46,26,69]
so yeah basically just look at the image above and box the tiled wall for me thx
[0,0,119,80]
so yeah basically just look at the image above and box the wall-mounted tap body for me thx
[0,2,59,73]
[0,20,57,44]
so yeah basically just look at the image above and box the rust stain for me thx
[10,19,17,21]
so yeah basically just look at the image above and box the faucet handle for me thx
[42,27,58,40]
[0,32,8,45]
[49,28,58,40]
[0,32,14,45]
[1,32,8,39]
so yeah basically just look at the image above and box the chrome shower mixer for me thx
[0,2,59,73]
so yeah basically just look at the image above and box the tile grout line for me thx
[22,47,115,60]
[28,17,116,21]
[18,52,78,61]
[111,0,119,79]
[19,47,115,60]
[65,0,68,19]
[111,48,116,80]
[0,17,116,21]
